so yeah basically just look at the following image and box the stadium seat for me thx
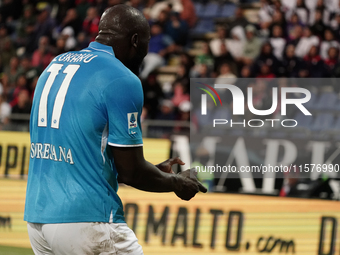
[194,3,204,18]
[303,92,317,111]
[295,111,313,128]
[314,92,338,110]
[191,19,215,35]
[330,117,340,140]
[311,113,334,131]
[201,3,220,18]
[220,3,237,18]
[331,116,340,130]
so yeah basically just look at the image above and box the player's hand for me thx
[174,168,208,201]
[156,157,185,174]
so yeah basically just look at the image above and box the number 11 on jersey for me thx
[38,64,80,129]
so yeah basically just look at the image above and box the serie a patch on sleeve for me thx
[127,112,138,135]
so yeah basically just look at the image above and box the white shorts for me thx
[27,222,143,255]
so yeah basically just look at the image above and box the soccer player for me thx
[24,5,207,255]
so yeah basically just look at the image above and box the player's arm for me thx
[117,157,182,181]
[156,157,184,174]
[104,76,206,199]
[110,146,207,200]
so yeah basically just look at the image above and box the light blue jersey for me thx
[24,42,143,223]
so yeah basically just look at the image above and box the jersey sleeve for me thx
[103,75,144,147]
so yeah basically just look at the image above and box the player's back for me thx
[24,42,143,223]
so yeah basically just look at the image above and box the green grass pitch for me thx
[0,246,34,255]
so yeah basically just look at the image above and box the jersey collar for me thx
[87,41,115,57]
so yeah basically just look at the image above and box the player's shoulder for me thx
[51,42,140,84]
[84,42,131,72]
[84,42,142,86]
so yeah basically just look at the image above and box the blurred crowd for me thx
[0,0,198,132]
[1,0,340,134]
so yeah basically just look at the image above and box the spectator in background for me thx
[141,106,148,122]
[152,99,176,137]
[15,5,35,47]
[259,0,274,30]
[0,74,9,97]
[273,0,287,15]
[288,24,303,45]
[215,62,237,84]
[268,10,287,38]
[156,99,176,120]
[295,26,319,58]
[56,0,75,25]
[28,76,39,102]
[58,8,82,36]
[61,26,77,51]
[31,36,53,70]
[9,74,28,107]
[242,25,262,65]
[331,13,340,40]
[286,13,303,39]
[156,10,169,29]
[247,80,270,119]
[126,0,144,12]
[146,1,172,21]
[312,0,330,26]
[254,42,281,76]
[180,0,197,28]
[76,0,91,21]
[0,57,3,75]
[76,32,89,50]
[194,64,212,78]
[324,46,339,73]
[172,81,189,107]
[194,42,214,69]
[240,65,253,78]
[303,45,326,77]
[179,53,194,73]
[96,0,108,15]
[177,100,190,124]
[34,4,55,50]
[320,29,339,59]
[287,0,309,25]
[142,73,164,119]
[173,64,190,89]
[226,26,245,61]
[0,0,21,22]
[209,26,228,57]
[4,56,20,88]
[10,89,31,131]
[270,25,286,60]
[140,22,174,80]
[18,56,40,91]
[0,94,11,129]
[257,64,276,78]
[229,7,250,30]
[0,24,15,67]
[311,9,327,38]
[164,12,188,48]
[24,21,37,55]
[281,44,303,77]
[214,43,234,75]
[82,7,100,41]
[55,37,67,55]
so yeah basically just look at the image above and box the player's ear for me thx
[131,33,139,49]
